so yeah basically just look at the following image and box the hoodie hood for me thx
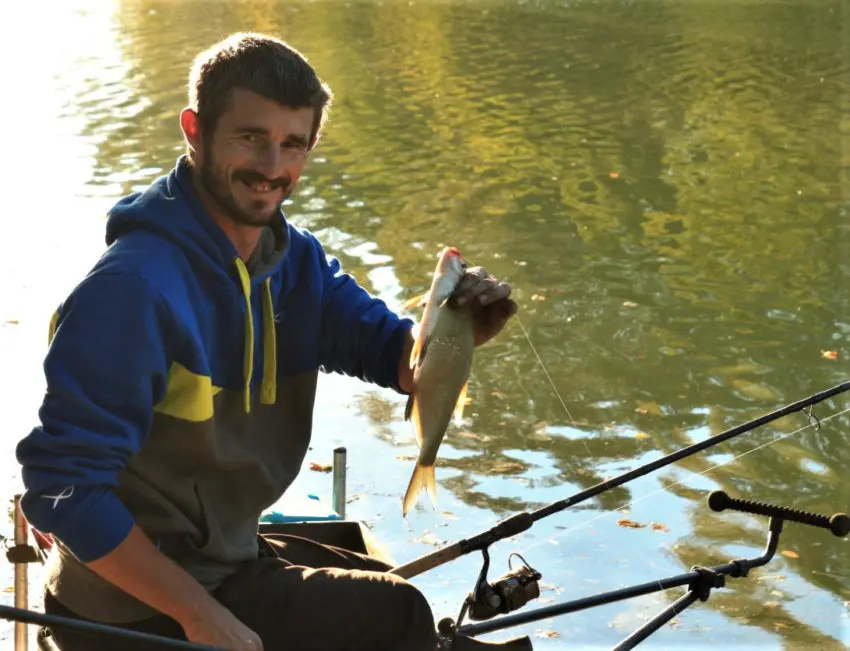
[104,155,289,412]
[105,155,289,282]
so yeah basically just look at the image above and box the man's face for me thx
[195,88,314,227]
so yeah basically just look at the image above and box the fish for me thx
[402,246,476,517]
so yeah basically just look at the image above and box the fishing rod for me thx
[390,381,850,635]
[448,490,849,649]
[0,604,222,651]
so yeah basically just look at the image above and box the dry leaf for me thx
[609,172,620,179]
[531,294,545,301]
[617,519,646,529]
[635,407,649,415]
[635,431,650,441]
[535,630,560,639]
[309,462,333,473]
[651,522,670,532]
[622,300,637,307]
[821,350,839,360]
[780,550,800,559]
[412,532,445,546]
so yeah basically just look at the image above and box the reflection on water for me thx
[0,0,848,648]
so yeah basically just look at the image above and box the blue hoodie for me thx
[15,155,413,623]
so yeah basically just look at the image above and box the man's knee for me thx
[384,576,438,650]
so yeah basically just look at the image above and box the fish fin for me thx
[409,333,430,370]
[404,392,414,422]
[401,292,429,312]
[453,378,470,425]
[402,463,437,517]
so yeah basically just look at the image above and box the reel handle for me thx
[708,491,850,537]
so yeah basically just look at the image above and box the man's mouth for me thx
[242,179,280,195]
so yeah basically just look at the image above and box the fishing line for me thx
[513,313,591,456]
[515,405,850,556]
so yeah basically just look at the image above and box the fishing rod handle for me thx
[390,543,462,579]
[708,491,850,537]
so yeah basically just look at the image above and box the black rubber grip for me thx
[708,491,850,538]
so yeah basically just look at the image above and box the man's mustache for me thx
[233,170,291,189]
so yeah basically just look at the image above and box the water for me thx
[0,0,848,648]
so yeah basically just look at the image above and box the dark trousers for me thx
[44,533,439,651]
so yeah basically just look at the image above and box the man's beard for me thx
[199,155,293,227]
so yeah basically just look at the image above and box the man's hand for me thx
[449,266,518,346]
[84,525,263,651]
[180,601,264,651]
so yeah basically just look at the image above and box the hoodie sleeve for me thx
[15,272,172,562]
[314,238,414,392]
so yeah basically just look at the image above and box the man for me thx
[16,32,519,651]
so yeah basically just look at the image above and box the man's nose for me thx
[256,144,287,180]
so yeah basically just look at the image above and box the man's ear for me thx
[180,107,202,154]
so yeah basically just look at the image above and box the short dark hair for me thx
[188,32,333,150]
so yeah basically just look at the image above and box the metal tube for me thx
[332,447,347,519]
[612,590,701,650]
[13,494,28,651]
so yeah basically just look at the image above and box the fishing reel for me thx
[458,550,542,624]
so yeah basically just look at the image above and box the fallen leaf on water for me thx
[309,462,333,473]
[622,300,637,307]
[635,431,651,441]
[490,391,507,399]
[535,630,560,639]
[781,550,800,559]
[617,519,646,529]
[651,522,670,532]
[821,350,839,360]
[635,401,664,417]
[609,172,620,179]
[456,431,491,443]
[412,532,445,546]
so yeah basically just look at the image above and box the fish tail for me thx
[402,463,437,517]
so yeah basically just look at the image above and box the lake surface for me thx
[0,0,848,648]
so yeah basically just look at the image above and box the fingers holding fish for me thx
[451,266,513,307]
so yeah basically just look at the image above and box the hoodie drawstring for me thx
[234,258,278,413]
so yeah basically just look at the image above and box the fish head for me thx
[431,247,468,300]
